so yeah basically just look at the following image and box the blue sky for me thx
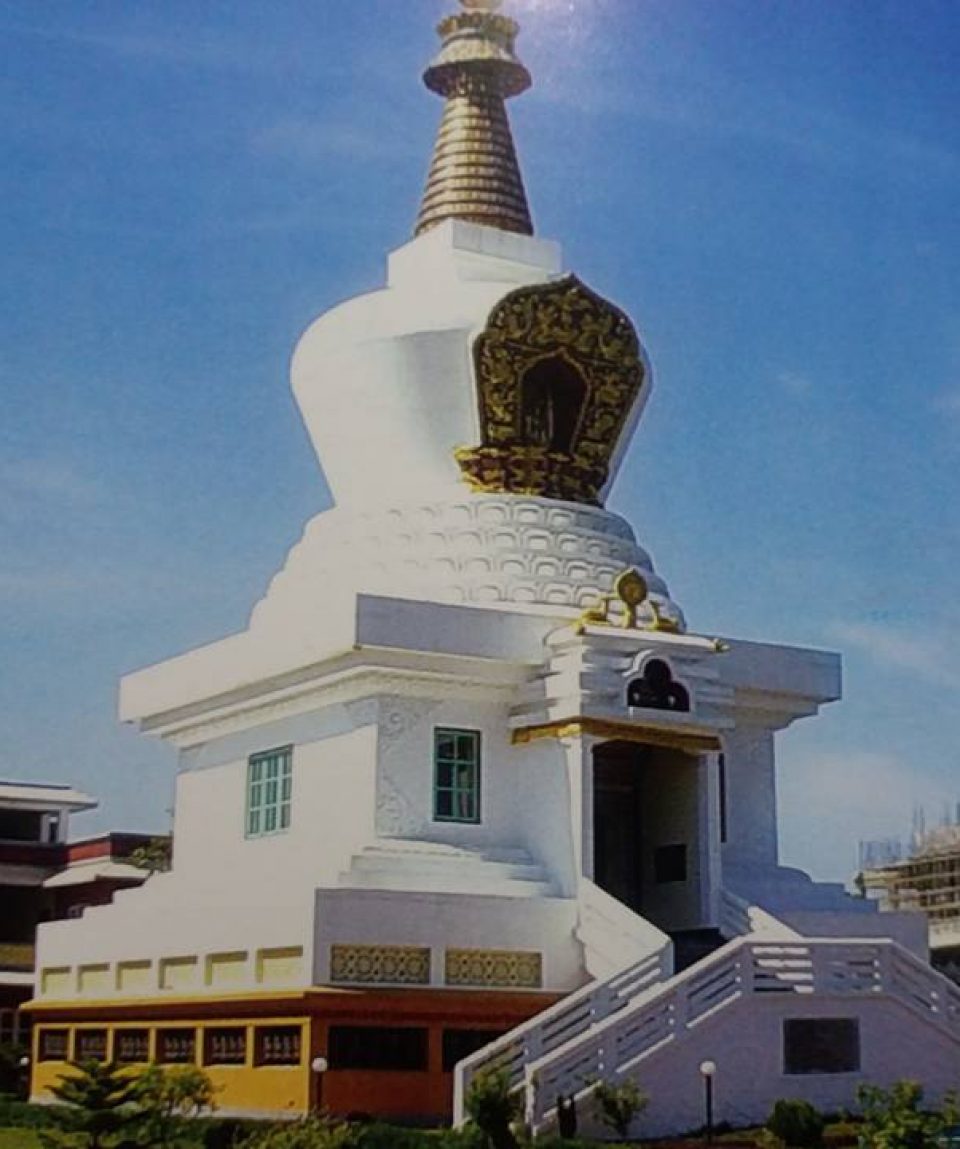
[1,0,957,881]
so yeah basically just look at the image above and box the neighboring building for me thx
[0,779,154,1048]
[27,0,960,1136]
[859,826,960,980]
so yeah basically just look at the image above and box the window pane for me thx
[204,1027,247,1066]
[157,1029,196,1065]
[328,1026,428,1071]
[442,1029,505,1073]
[247,748,293,838]
[458,792,476,820]
[433,729,480,823]
[457,733,476,761]
[115,1030,150,1064]
[436,761,453,788]
[435,791,453,818]
[255,1026,301,1067]
[456,763,474,787]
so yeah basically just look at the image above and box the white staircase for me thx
[338,839,557,898]
[454,889,960,1136]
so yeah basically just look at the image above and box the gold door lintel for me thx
[511,717,720,753]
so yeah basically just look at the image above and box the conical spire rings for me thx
[415,1,533,237]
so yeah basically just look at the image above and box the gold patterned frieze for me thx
[457,276,646,505]
[444,948,543,989]
[329,944,431,986]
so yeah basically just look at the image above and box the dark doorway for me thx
[593,741,644,913]
[519,356,586,452]
[592,740,705,935]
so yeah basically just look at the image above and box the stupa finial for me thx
[414,0,533,237]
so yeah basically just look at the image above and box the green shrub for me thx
[0,1095,60,1128]
[856,1081,951,1149]
[766,1099,825,1148]
[0,1044,29,1097]
[356,1124,482,1149]
[591,1078,647,1140]
[234,1114,356,1149]
[199,1115,269,1148]
[132,1062,217,1147]
[463,1069,522,1149]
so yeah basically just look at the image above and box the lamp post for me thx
[699,1060,716,1146]
[310,1055,328,1115]
[18,1056,30,1102]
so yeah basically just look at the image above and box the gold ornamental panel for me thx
[329,944,431,986]
[444,947,543,988]
[456,276,646,505]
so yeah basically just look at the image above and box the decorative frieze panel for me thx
[444,948,543,988]
[329,944,431,986]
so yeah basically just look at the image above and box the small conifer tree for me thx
[41,1059,140,1149]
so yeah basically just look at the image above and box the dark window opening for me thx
[75,1029,108,1062]
[784,1018,860,1075]
[38,1029,70,1062]
[157,1028,196,1065]
[0,810,43,842]
[328,1026,428,1072]
[519,356,587,453]
[718,752,728,844]
[627,659,690,712]
[254,1026,302,1067]
[203,1027,246,1066]
[441,1028,506,1073]
[654,843,687,884]
[115,1029,150,1064]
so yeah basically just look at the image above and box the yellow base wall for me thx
[27,987,557,1122]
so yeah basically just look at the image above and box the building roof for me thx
[43,859,148,889]
[0,779,97,812]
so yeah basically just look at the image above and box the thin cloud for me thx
[0,19,304,77]
[0,458,104,518]
[251,116,421,167]
[830,621,960,691]
[933,388,960,418]
[530,56,960,187]
[777,370,814,396]
[779,748,950,879]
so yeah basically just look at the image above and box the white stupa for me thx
[30,0,960,1133]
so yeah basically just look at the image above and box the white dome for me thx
[292,220,563,510]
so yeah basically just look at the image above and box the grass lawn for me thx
[0,1129,41,1148]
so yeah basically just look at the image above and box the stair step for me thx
[349,854,547,882]
[338,870,556,897]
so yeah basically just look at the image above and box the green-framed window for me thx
[433,728,481,823]
[246,746,293,838]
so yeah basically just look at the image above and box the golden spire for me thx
[415,0,534,237]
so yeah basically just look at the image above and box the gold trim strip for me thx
[511,717,720,753]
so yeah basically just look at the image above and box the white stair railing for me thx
[522,936,960,1131]
[452,884,671,1124]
